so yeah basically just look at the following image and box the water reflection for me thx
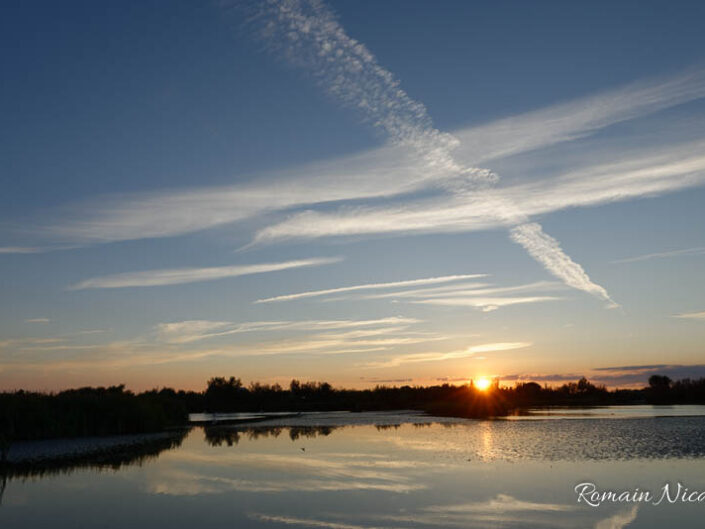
[2,410,705,528]
[2,431,187,480]
[148,428,430,496]
[204,425,337,446]
[249,502,641,529]
[479,421,494,461]
[595,506,639,529]
[0,429,187,505]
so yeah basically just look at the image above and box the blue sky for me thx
[1,0,705,391]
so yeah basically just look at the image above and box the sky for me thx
[1,0,705,391]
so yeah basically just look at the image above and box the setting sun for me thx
[475,377,492,391]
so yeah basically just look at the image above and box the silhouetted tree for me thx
[649,375,672,389]
[205,377,245,412]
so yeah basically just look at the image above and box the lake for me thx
[2,406,705,528]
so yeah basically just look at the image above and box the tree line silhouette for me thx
[2,374,705,446]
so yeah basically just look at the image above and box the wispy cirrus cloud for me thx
[2,315,443,373]
[613,246,705,264]
[364,280,561,300]
[251,136,705,308]
[673,311,705,320]
[411,296,561,312]
[507,364,705,387]
[592,364,705,386]
[9,0,705,306]
[1,336,404,372]
[0,337,64,351]
[455,67,705,164]
[237,0,618,304]
[156,316,420,344]
[259,273,564,313]
[0,246,42,254]
[24,317,50,323]
[255,274,486,304]
[257,275,564,312]
[253,141,705,244]
[356,281,493,299]
[24,70,705,250]
[68,257,341,290]
[249,143,705,309]
[399,281,564,312]
[364,342,531,368]
[43,150,430,244]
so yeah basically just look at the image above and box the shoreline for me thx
[5,430,187,467]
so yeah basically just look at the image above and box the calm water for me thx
[3,407,705,528]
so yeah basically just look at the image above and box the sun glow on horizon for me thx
[474,377,492,391]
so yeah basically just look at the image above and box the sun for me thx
[475,377,492,391]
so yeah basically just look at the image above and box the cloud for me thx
[364,342,531,368]
[255,274,486,303]
[67,257,342,290]
[239,336,445,357]
[593,364,705,386]
[303,277,565,312]
[253,140,705,244]
[390,280,564,312]
[593,364,673,372]
[410,296,561,312]
[258,276,564,312]
[1,316,443,372]
[467,342,532,354]
[230,22,705,314]
[503,373,586,383]
[7,65,700,249]
[673,311,705,320]
[10,1,704,312]
[363,377,415,384]
[367,280,559,296]
[155,316,420,344]
[24,318,50,323]
[612,246,705,264]
[506,364,705,387]
[510,223,616,307]
[455,67,705,163]
[0,246,42,254]
[43,148,434,244]
[156,320,233,343]
[241,0,494,187]
[356,280,493,299]
[0,337,64,351]
[248,139,703,306]
[1,339,383,371]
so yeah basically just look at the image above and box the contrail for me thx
[238,0,616,306]
[510,223,617,307]
[68,256,342,290]
[240,0,495,187]
[255,274,487,303]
